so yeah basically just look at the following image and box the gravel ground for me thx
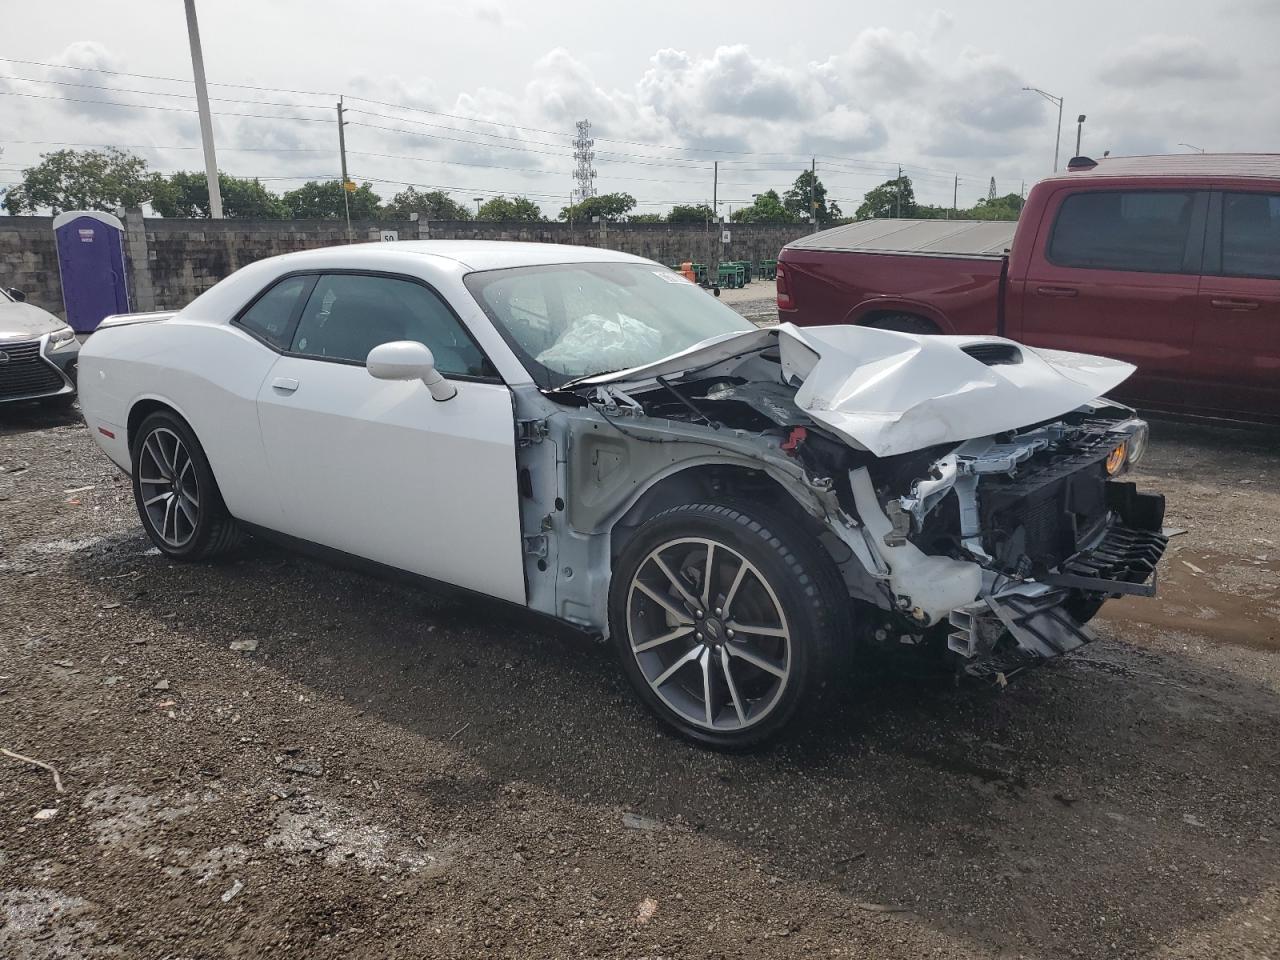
[2,372,1279,957]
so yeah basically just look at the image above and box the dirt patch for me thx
[1,398,1278,959]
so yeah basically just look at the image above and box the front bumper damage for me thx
[948,489,1168,675]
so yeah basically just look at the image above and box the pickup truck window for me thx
[1220,193,1280,280]
[1048,190,1198,274]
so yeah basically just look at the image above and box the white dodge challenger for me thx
[79,241,1168,747]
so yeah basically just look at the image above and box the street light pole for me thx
[1178,142,1206,154]
[1023,86,1064,172]
[183,0,222,218]
[473,197,483,217]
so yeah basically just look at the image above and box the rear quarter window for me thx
[235,275,312,348]
[1047,190,1197,274]
[1220,192,1280,280]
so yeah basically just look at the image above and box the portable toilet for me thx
[53,211,131,333]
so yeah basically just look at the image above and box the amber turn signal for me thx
[1104,442,1128,475]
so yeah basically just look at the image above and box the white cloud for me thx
[1099,35,1240,87]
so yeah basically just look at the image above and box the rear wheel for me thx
[609,502,847,749]
[130,410,241,561]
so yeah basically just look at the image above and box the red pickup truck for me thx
[776,154,1280,423]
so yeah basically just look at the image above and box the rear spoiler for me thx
[96,311,177,330]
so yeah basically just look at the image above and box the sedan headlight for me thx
[48,326,76,350]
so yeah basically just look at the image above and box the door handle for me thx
[1036,285,1079,298]
[1209,298,1260,311]
[271,377,299,393]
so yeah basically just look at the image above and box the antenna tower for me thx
[572,119,596,204]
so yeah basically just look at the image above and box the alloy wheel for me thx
[137,427,200,548]
[625,536,792,732]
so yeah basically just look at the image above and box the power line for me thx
[0,88,332,123]
[0,74,332,111]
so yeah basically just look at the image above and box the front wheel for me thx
[130,410,241,561]
[609,502,847,749]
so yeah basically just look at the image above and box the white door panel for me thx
[255,356,526,604]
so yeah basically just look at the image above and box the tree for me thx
[968,192,1025,221]
[151,171,288,219]
[730,189,797,223]
[2,148,161,214]
[627,213,664,223]
[380,187,471,221]
[476,195,544,221]
[854,175,917,220]
[282,180,382,219]
[559,192,636,222]
[782,170,841,226]
[666,203,717,224]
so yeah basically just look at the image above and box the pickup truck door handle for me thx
[270,377,299,394]
[1209,298,1260,311]
[1036,285,1079,298]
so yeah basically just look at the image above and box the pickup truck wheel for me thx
[609,502,846,750]
[866,314,939,335]
[130,411,242,562]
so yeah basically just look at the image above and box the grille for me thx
[0,340,66,400]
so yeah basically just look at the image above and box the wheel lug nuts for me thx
[715,607,722,616]
[726,629,735,639]
[695,610,704,619]
[695,632,703,641]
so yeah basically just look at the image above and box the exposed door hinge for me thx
[517,419,549,444]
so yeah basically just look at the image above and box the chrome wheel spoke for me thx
[721,561,750,618]
[727,642,787,679]
[700,648,714,726]
[700,542,716,610]
[727,621,788,638]
[651,555,700,611]
[632,625,693,653]
[634,580,694,625]
[143,492,169,507]
[720,647,747,725]
[177,494,197,527]
[653,646,702,688]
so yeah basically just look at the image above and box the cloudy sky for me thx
[3,0,1278,216]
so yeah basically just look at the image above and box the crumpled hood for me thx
[585,322,1135,457]
[0,300,66,341]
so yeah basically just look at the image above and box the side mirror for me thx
[366,340,457,401]
[7,288,26,303]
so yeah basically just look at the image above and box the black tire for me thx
[609,501,848,749]
[866,313,939,335]
[130,410,242,561]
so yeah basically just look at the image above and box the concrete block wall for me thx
[0,216,63,317]
[1,214,810,319]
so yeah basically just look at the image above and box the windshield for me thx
[464,262,753,388]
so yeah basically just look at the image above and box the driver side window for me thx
[290,273,494,378]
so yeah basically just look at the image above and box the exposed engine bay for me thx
[514,323,1169,677]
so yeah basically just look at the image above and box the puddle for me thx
[1100,548,1280,652]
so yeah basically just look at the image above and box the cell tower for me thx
[572,119,596,204]
[988,176,997,200]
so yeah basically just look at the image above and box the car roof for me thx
[268,240,654,272]
[1043,153,1280,183]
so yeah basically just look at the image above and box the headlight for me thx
[48,326,76,350]
[1125,422,1149,467]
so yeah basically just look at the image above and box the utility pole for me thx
[895,165,903,219]
[811,157,818,233]
[336,97,351,242]
[952,174,958,220]
[712,160,719,278]
[183,0,222,219]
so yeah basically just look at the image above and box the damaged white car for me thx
[78,242,1168,747]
